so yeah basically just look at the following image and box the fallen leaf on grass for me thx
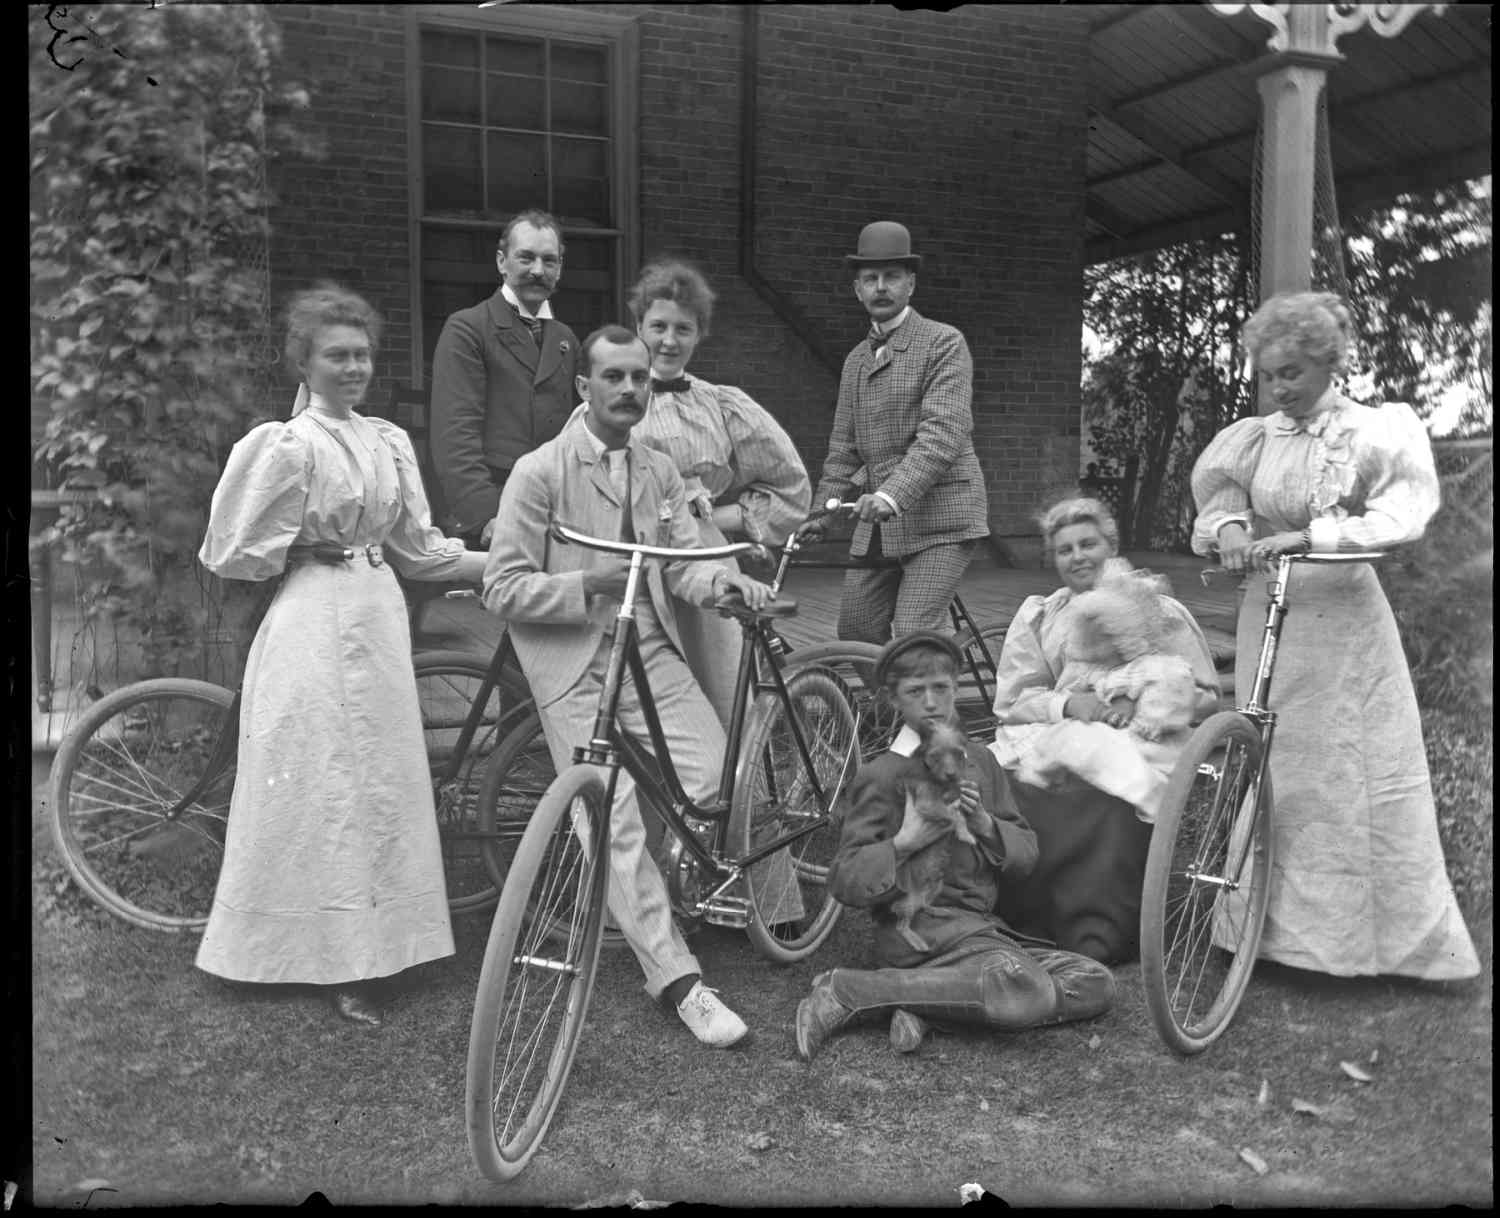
[1369,1048,1380,1065]
[1339,1060,1374,1083]
[979,1099,990,1112]
[1238,1147,1269,1176]
[1256,1079,1271,1107]
[1290,1098,1324,1117]
[745,1132,775,1153]
[1087,1033,1101,1051]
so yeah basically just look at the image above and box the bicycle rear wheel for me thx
[49,679,236,931]
[414,650,530,915]
[733,667,855,963]
[1140,711,1274,1055]
[466,764,609,1182]
[783,641,894,763]
[952,621,1010,739]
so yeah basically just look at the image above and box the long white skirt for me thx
[1225,561,1477,980]
[196,560,454,984]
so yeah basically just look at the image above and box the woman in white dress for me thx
[988,498,1221,965]
[1190,290,1478,981]
[196,284,486,1026]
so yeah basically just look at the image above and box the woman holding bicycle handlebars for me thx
[195,284,486,1028]
[1190,289,1477,981]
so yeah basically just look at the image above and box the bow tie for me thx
[651,376,692,395]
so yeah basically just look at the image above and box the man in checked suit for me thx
[430,208,581,548]
[809,221,990,644]
[484,324,774,1048]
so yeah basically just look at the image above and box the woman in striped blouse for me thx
[626,259,812,725]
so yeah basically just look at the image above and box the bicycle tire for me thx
[782,641,895,764]
[466,764,609,1182]
[951,621,1012,739]
[413,649,531,915]
[733,666,855,963]
[1140,711,1274,1055]
[49,679,237,932]
[474,710,646,953]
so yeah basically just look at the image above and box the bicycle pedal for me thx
[702,895,751,929]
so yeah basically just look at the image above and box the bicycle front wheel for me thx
[1141,711,1274,1055]
[49,679,237,931]
[782,641,894,764]
[414,650,530,915]
[466,764,609,1182]
[733,666,855,963]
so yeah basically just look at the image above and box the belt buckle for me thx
[364,544,384,568]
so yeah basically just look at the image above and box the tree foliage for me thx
[1083,177,1492,552]
[30,4,311,677]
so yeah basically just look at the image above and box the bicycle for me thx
[465,522,860,1181]
[47,548,532,931]
[1138,551,1385,1055]
[787,498,1012,744]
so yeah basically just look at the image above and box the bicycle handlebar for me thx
[1200,550,1388,585]
[550,520,758,562]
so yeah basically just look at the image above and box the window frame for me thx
[403,4,640,388]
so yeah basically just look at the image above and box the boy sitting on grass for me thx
[794,632,1116,1060]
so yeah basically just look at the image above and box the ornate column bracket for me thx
[1208,3,1448,56]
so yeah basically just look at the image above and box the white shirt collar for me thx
[890,723,921,757]
[875,306,912,337]
[501,282,555,321]
[577,413,630,463]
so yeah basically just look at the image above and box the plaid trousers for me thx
[836,535,976,645]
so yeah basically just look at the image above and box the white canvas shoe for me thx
[675,982,749,1048]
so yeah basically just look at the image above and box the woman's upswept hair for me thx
[1240,290,1355,374]
[627,259,716,336]
[283,282,381,371]
[1036,495,1120,554]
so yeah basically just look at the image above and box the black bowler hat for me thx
[872,629,964,689]
[843,221,922,270]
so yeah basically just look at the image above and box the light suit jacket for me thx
[429,287,581,537]
[814,308,990,558]
[483,415,725,709]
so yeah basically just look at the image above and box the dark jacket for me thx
[828,737,1039,968]
[429,287,581,537]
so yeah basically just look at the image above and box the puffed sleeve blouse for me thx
[199,412,483,584]
[1191,392,1440,556]
[634,379,812,544]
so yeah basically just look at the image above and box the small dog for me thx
[889,717,975,953]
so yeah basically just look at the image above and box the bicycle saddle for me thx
[713,590,798,620]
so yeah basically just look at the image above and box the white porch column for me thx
[1254,57,1334,301]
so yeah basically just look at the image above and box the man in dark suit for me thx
[808,221,991,644]
[430,208,582,548]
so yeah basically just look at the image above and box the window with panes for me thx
[414,17,633,384]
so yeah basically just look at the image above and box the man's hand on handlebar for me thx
[582,557,633,601]
[851,492,896,524]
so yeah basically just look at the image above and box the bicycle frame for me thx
[1201,551,1386,877]
[553,522,855,918]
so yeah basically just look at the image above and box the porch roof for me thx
[1082,2,1492,263]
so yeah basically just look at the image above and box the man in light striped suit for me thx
[809,221,990,644]
[483,325,774,1048]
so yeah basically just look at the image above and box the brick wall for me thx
[265,3,1090,537]
[266,5,414,410]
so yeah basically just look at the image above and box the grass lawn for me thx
[27,716,1493,1209]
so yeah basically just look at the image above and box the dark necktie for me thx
[518,311,544,349]
[618,452,635,542]
[651,376,692,395]
[869,328,888,354]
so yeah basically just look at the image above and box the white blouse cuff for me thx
[1308,517,1341,553]
[1046,690,1070,722]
